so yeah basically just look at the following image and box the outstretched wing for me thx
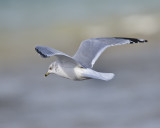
[35,46,82,67]
[73,37,147,68]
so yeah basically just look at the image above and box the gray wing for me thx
[35,46,82,67]
[73,37,147,68]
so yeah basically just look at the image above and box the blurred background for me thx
[0,0,160,128]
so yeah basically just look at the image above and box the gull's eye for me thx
[49,67,53,70]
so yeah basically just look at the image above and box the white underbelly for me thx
[56,66,86,80]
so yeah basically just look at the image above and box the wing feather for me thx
[35,46,82,67]
[73,37,147,68]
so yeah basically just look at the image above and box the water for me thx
[1,45,160,128]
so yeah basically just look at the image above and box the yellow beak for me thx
[44,72,50,77]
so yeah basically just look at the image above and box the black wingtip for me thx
[35,46,48,58]
[137,39,148,43]
[144,40,148,42]
[114,37,148,44]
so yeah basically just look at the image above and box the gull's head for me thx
[45,63,55,77]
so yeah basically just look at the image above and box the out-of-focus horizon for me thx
[0,0,160,128]
[1,0,160,62]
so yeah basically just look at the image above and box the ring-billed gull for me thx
[35,37,147,81]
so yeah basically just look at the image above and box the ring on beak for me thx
[45,72,50,77]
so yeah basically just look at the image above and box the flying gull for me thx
[35,37,147,81]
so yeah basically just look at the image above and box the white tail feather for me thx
[82,69,115,81]
[98,72,115,81]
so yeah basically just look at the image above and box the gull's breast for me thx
[56,65,86,80]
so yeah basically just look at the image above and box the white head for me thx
[45,62,56,77]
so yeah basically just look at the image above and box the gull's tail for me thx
[97,72,115,81]
[82,69,115,81]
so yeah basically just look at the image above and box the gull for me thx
[35,37,147,81]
